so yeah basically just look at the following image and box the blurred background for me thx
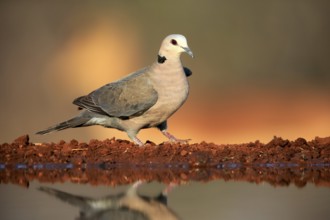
[1,0,329,144]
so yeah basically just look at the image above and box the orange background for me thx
[1,1,329,144]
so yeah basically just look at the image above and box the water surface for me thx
[1,164,329,220]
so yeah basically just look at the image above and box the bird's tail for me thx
[38,186,93,210]
[36,116,89,135]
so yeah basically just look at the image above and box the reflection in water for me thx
[1,164,329,188]
[38,181,179,220]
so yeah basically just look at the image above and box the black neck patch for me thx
[157,55,167,64]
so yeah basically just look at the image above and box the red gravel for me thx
[2,135,330,166]
[0,135,330,187]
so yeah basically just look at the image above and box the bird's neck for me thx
[158,47,181,61]
[149,56,185,86]
[153,56,182,73]
[157,52,181,65]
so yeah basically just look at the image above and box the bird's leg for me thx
[127,132,144,146]
[131,136,144,146]
[162,130,178,142]
[127,180,144,196]
[161,130,191,144]
[162,182,177,196]
[157,121,190,144]
[131,180,144,189]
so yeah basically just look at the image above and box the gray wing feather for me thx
[73,69,158,118]
[74,95,108,116]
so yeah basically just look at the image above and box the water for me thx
[1,164,330,220]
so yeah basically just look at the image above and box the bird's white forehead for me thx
[164,34,188,45]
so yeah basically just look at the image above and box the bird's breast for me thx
[122,62,190,130]
[143,65,189,126]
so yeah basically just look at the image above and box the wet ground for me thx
[1,135,330,220]
[1,135,330,188]
[3,135,330,165]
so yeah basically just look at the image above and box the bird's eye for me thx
[171,39,178,45]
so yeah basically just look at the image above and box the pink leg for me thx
[131,136,144,146]
[132,180,144,189]
[161,130,191,144]
[162,182,177,196]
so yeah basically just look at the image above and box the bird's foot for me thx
[162,131,191,144]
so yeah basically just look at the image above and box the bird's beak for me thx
[182,46,194,58]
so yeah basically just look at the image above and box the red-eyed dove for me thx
[37,34,193,146]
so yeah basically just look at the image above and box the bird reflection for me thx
[38,181,179,220]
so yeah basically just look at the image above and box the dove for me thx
[36,34,193,146]
[38,181,179,220]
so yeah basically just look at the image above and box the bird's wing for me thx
[73,69,158,119]
[183,67,192,77]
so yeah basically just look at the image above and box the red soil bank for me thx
[0,135,329,187]
[1,135,330,166]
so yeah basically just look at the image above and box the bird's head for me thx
[158,34,193,61]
